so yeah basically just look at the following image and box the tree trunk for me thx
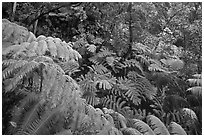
[11,2,17,22]
[123,2,133,59]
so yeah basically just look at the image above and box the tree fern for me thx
[2,19,31,46]
[3,36,82,62]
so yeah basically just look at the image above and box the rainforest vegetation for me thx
[2,2,202,135]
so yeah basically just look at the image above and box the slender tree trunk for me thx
[123,2,133,59]
[11,2,17,22]
[33,11,41,35]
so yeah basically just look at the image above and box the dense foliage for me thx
[2,2,202,135]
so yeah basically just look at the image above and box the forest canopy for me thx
[2,2,202,135]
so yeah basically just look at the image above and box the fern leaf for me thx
[146,115,170,135]
[36,35,46,42]
[3,60,28,80]
[192,74,202,79]
[41,66,58,99]
[82,91,100,106]
[131,119,155,135]
[182,108,198,120]
[96,79,112,90]
[2,44,21,56]
[55,41,65,60]
[121,127,142,135]
[72,49,82,61]
[135,54,150,67]
[87,44,96,53]
[100,95,126,112]
[187,79,202,86]
[168,122,187,135]
[124,59,144,74]
[46,39,57,57]
[5,61,39,92]
[36,40,48,56]
[60,41,71,61]
[59,60,79,75]
[148,63,167,72]
[2,59,17,68]
[26,41,38,57]
[27,32,37,43]
[98,47,115,58]
[2,23,15,41]
[24,107,61,135]
[187,86,202,96]
[13,42,30,58]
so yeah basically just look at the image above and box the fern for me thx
[130,119,155,135]
[121,127,142,135]
[59,60,80,75]
[100,95,126,112]
[168,122,187,135]
[3,36,82,62]
[82,91,100,106]
[2,19,32,45]
[122,59,144,75]
[146,115,170,135]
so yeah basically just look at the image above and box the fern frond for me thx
[135,54,150,67]
[100,95,126,112]
[182,108,198,121]
[187,86,202,96]
[98,47,115,58]
[36,40,48,56]
[82,91,100,106]
[148,63,168,72]
[96,79,112,90]
[146,115,170,135]
[130,119,155,135]
[3,60,28,80]
[46,39,57,57]
[21,107,62,135]
[87,44,96,53]
[121,127,142,135]
[89,56,105,65]
[7,61,39,92]
[55,41,65,60]
[192,74,202,79]
[88,64,108,74]
[9,93,40,134]
[168,122,187,135]
[2,44,22,56]
[187,79,202,86]
[132,43,151,54]
[36,35,47,41]
[123,59,144,74]
[59,60,79,75]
